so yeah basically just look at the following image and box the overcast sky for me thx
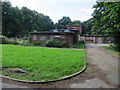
[9,0,96,23]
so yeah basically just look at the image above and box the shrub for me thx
[73,44,85,49]
[22,36,30,40]
[11,39,19,45]
[21,39,41,46]
[32,42,41,46]
[20,42,33,46]
[73,40,85,49]
[79,40,85,44]
[45,39,68,48]
[0,35,18,44]
[61,41,69,48]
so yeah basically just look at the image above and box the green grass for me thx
[102,46,120,55]
[2,44,86,81]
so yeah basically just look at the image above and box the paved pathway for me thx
[70,43,119,88]
[0,78,31,89]
[2,83,30,88]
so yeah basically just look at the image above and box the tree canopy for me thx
[2,1,54,37]
[54,16,72,29]
[91,2,120,51]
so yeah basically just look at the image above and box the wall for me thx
[95,36,111,43]
[85,36,93,43]
[30,33,74,45]
[67,26,82,35]
[84,36,112,43]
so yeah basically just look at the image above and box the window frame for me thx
[40,36,46,41]
[33,35,37,40]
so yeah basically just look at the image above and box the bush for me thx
[32,42,41,46]
[12,39,18,45]
[45,39,68,48]
[0,35,18,44]
[73,44,85,49]
[22,36,30,40]
[21,40,41,46]
[73,40,85,49]
[79,40,85,44]
[20,42,33,46]
[113,43,120,52]
[61,41,69,48]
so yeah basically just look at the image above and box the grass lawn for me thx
[2,44,86,81]
[102,46,120,55]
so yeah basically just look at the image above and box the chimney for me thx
[34,30,37,32]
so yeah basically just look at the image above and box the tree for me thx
[2,1,14,37]
[72,20,82,26]
[82,18,93,35]
[92,2,120,51]
[55,16,72,29]
[2,1,54,37]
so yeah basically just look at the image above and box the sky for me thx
[8,0,96,23]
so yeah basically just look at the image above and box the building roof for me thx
[30,29,75,34]
[67,25,81,27]
[83,35,109,37]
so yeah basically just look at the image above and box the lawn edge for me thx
[14,45,85,50]
[2,65,86,83]
[100,47,118,57]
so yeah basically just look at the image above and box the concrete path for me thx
[86,43,118,85]
[71,43,119,88]
[0,78,32,89]
[71,78,113,88]
[2,83,30,88]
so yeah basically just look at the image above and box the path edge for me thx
[2,65,87,84]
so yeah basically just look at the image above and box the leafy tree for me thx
[2,1,54,37]
[82,18,93,35]
[55,16,72,29]
[92,2,120,51]
[72,20,82,26]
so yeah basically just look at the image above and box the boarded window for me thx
[55,35,61,38]
[40,36,46,40]
[86,37,92,40]
[106,37,110,40]
[33,35,37,40]
[61,35,65,39]
[50,35,54,39]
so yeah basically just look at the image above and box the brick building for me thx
[84,35,112,43]
[67,25,82,35]
[30,29,77,45]
[30,25,82,45]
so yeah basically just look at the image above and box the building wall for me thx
[85,36,93,42]
[67,26,82,34]
[95,36,111,43]
[85,36,111,43]
[30,33,74,45]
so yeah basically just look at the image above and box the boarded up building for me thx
[30,29,79,45]
[84,35,112,43]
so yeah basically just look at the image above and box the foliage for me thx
[2,44,86,81]
[79,40,85,44]
[71,20,82,26]
[54,17,83,30]
[0,35,18,44]
[45,39,68,48]
[92,2,120,51]
[73,40,85,49]
[54,16,72,29]
[20,42,33,46]
[102,46,120,55]
[20,40,41,46]
[2,1,54,37]
[82,18,93,35]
